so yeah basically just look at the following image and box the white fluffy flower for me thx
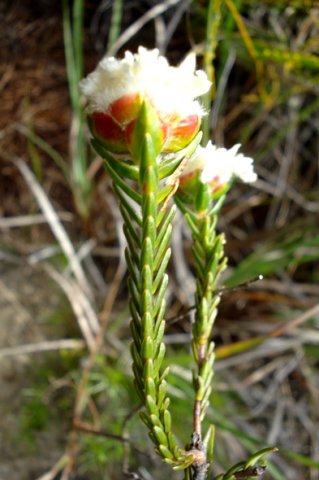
[79,46,211,119]
[183,141,257,186]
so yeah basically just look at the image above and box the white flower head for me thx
[79,46,211,119]
[183,141,257,186]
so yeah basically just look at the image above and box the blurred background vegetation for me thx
[0,0,318,479]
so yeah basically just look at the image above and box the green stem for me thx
[179,210,227,480]
[99,102,196,471]
[191,214,226,427]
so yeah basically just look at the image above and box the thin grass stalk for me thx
[224,0,268,104]
[20,127,70,182]
[202,0,223,145]
[62,0,91,218]
[72,0,84,80]
[107,0,123,51]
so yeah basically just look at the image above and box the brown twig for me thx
[73,420,130,443]
[187,433,209,480]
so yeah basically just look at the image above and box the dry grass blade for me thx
[35,455,69,480]
[14,158,93,299]
[62,195,127,478]
[215,301,319,366]
[45,264,99,351]
[160,0,192,52]
[0,339,85,357]
[0,212,73,228]
[270,302,319,337]
[107,0,183,56]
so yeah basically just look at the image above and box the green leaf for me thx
[153,274,169,318]
[120,204,141,247]
[195,182,212,213]
[146,393,159,416]
[157,380,168,409]
[158,444,174,460]
[114,183,142,226]
[123,226,140,266]
[140,410,152,429]
[131,100,164,164]
[104,159,142,204]
[158,131,202,180]
[125,250,140,292]
[163,409,172,433]
[153,426,169,447]
[156,205,176,246]
[153,249,171,293]
[204,424,215,463]
[144,359,155,381]
[154,296,167,331]
[102,155,139,180]
[244,447,278,468]
[128,278,141,316]
[154,320,165,351]
[142,214,156,246]
[150,413,162,428]
[141,311,153,340]
[141,237,154,272]
[153,342,166,376]
[142,336,154,360]
[130,318,142,346]
[154,225,172,271]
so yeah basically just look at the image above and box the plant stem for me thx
[179,209,227,480]
[97,104,198,470]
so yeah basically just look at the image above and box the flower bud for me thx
[178,141,257,206]
[163,114,201,153]
[79,47,211,157]
[89,112,127,154]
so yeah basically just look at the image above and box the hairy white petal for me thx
[183,141,257,185]
[79,47,211,117]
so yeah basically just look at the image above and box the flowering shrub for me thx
[80,47,273,480]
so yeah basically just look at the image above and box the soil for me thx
[0,263,66,480]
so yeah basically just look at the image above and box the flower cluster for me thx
[80,47,257,201]
[178,141,257,202]
[79,47,211,154]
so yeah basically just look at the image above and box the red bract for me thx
[164,114,200,153]
[80,47,211,158]
[91,112,127,154]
